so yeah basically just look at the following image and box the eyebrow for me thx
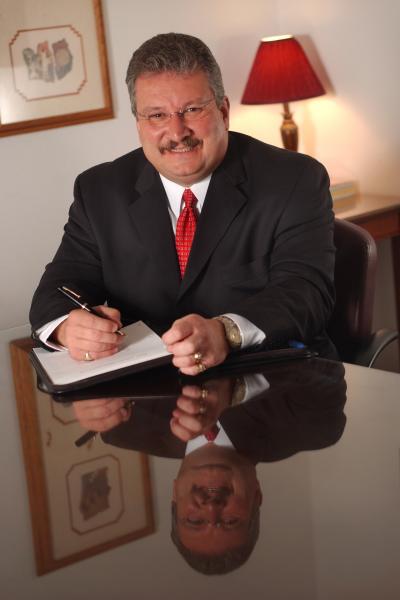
[139,97,208,113]
[191,464,232,471]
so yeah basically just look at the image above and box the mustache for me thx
[159,137,201,153]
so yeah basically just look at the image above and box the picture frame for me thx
[0,0,113,137]
[10,338,155,575]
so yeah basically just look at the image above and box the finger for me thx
[68,309,121,334]
[162,317,195,345]
[77,411,127,432]
[93,305,122,329]
[170,418,199,442]
[73,398,127,420]
[172,411,204,433]
[71,330,123,351]
[178,363,207,376]
[171,354,201,369]
[69,322,123,343]
[69,346,119,361]
[167,338,201,357]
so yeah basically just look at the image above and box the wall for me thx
[1,0,399,595]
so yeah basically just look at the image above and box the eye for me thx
[184,106,203,116]
[186,517,205,527]
[148,112,167,121]
[221,518,240,529]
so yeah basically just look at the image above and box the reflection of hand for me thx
[170,378,234,442]
[162,314,229,376]
[53,306,123,361]
[73,397,133,432]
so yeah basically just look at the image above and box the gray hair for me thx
[126,33,225,115]
[170,501,260,575]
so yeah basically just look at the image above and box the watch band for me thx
[214,315,243,350]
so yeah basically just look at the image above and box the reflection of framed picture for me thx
[0,0,113,136]
[10,339,154,575]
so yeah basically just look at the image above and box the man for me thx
[30,33,336,374]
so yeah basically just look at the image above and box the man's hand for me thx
[170,379,234,441]
[73,398,133,432]
[53,306,123,361]
[162,314,229,376]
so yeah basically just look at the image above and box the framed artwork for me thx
[0,0,113,136]
[10,338,154,575]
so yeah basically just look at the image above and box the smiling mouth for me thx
[160,138,201,155]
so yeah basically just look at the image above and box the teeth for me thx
[169,147,193,153]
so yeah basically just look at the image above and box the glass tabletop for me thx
[5,350,400,599]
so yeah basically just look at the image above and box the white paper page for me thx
[32,321,170,386]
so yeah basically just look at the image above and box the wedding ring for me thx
[84,351,93,361]
[201,388,208,399]
[193,351,203,363]
[197,362,206,373]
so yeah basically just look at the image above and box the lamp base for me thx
[280,102,298,151]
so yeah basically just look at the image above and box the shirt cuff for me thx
[36,315,69,351]
[223,313,266,349]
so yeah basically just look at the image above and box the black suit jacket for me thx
[30,132,335,352]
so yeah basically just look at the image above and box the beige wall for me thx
[1,0,399,595]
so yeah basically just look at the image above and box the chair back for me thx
[328,219,377,361]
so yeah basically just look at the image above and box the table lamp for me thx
[241,35,326,151]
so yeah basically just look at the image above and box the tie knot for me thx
[205,424,220,442]
[182,188,197,209]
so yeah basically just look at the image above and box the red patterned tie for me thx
[205,424,220,442]
[175,189,198,277]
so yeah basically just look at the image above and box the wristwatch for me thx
[214,315,242,350]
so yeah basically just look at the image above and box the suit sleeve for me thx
[229,160,335,349]
[29,176,107,331]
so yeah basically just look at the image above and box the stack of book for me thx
[329,179,358,202]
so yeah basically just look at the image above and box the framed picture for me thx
[0,0,113,136]
[10,338,155,575]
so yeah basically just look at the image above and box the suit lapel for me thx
[178,138,248,299]
[128,162,181,291]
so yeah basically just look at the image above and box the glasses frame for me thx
[136,98,215,127]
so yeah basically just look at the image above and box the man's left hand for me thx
[162,314,229,376]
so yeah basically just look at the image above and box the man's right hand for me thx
[53,306,123,361]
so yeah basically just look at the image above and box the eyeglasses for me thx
[137,98,215,128]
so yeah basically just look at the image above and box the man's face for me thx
[173,445,262,555]
[135,70,230,186]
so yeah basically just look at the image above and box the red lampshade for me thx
[241,35,325,105]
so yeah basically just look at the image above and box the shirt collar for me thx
[185,421,233,455]
[159,174,212,219]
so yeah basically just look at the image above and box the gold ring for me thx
[197,362,206,373]
[201,388,208,399]
[84,351,93,361]
[193,351,203,363]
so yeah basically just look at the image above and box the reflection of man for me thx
[30,32,336,374]
[72,358,346,574]
[171,443,262,574]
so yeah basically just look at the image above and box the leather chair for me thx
[328,218,398,367]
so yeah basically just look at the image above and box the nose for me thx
[167,112,192,139]
[193,488,228,507]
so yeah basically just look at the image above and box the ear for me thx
[255,480,263,506]
[220,96,230,130]
[172,479,177,502]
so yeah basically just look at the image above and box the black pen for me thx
[57,286,125,336]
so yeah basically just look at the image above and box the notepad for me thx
[30,321,172,393]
